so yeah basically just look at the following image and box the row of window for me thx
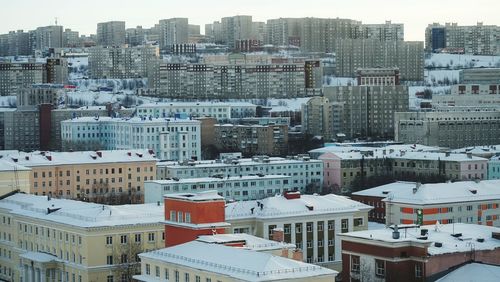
[105,232,163,245]
[34,166,154,178]
[145,264,222,282]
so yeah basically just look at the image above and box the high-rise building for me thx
[126,26,145,46]
[63,28,80,47]
[301,97,334,141]
[158,18,189,52]
[324,68,409,139]
[0,61,45,96]
[88,45,159,79]
[0,30,30,56]
[33,25,63,51]
[220,15,253,48]
[96,21,126,46]
[425,22,500,55]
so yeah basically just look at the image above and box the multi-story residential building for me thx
[158,18,189,52]
[318,149,488,193]
[88,45,159,79]
[125,26,145,47]
[0,193,164,282]
[221,15,253,48]
[425,22,500,55]
[459,68,500,84]
[144,174,291,202]
[360,21,404,41]
[0,30,30,56]
[16,84,65,109]
[0,149,157,202]
[0,61,44,96]
[395,108,500,148]
[96,21,126,46]
[301,97,334,141]
[156,155,323,193]
[339,223,500,281]
[226,191,372,269]
[324,72,409,139]
[214,124,288,157]
[135,102,232,122]
[0,160,31,196]
[62,29,80,47]
[45,57,68,84]
[61,116,201,161]
[146,60,311,99]
[333,39,424,81]
[33,25,63,52]
[352,180,500,226]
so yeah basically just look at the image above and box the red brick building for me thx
[163,191,230,247]
[339,223,500,281]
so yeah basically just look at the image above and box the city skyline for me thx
[1,0,499,41]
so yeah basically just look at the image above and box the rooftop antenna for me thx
[55,17,58,26]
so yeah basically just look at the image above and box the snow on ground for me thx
[0,96,17,108]
[425,69,460,85]
[426,53,500,69]
[323,76,357,86]
[65,91,157,107]
[67,57,89,80]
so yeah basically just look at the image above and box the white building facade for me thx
[61,116,201,161]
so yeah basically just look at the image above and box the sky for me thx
[1,0,499,41]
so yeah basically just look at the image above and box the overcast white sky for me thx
[1,0,499,41]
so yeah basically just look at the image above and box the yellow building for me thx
[0,160,31,196]
[0,150,157,204]
[0,193,165,282]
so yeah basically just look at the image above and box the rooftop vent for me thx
[434,242,443,247]
[284,191,301,200]
[46,155,52,161]
[127,152,132,156]
[477,238,485,243]
[451,233,462,238]
[382,191,390,195]
[136,153,143,158]
[305,204,314,211]
[421,229,428,236]
[392,225,400,239]
[470,189,477,194]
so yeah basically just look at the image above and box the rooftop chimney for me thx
[271,228,284,242]
[392,225,400,239]
[284,191,301,200]
[96,151,102,158]
[292,249,303,261]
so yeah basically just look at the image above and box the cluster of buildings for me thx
[426,22,500,55]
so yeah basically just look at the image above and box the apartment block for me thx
[489,156,500,180]
[0,149,157,203]
[425,22,500,55]
[88,45,159,79]
[158,18,189,52]
[214,124,288,157]
[395,108,500,148]
[301,97,334,141]
[135,102,232,122]
[0,61,44,96]
[96,21,125,46]
[352,180,500,226]
[33,25,63,51]
[156,155,323,193]
[0,30,30,56]
[61,116,201,161]
[221,15,253,48]
[324,84,409,139]
[144,174,291,202]
[318,149,488,193]
[63,29,80,47]
[0,193,164,282]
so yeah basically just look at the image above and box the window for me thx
[120,235,127,244]
[341,219,349,233]
[375,259,385,277]
[155,266,160,277]
[185,273,190,282]
[174,270,179,282]
[148,233,155,242]
[165,269,169,280]
[354,218,363,227]
[135,234,141,243]
[145,264,150,275]
[328,220,334,230]
[121,254,127,263]
[351,256,360,273]
[306,223,313,232]
[185,212,191,223]
[170,210,176,221]
[106,236,112,245]
[195,276,201,282]
[415,264,422,278]
[107,275,113,282]
[106,255,113,265]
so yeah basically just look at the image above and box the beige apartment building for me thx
[0,150,157,203]
[0,193,164,282]
[0,160,31,196]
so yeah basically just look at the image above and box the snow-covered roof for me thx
[196,233,296,251]
[165,190,224,201]
[436,263,500,282]
[0,193,164,228]
[389,151,488,162]
[451,145,500,156]
[310,143,441,156]
[137,102,231,108]
[341,223,500,256]
[226,193,372,220]
[352,181,417,198]
[0,150,157,167]
[138,241,336,281]
[157,156,320,168]
[0,160,31,172]
[20,251,60,263]
[380,180,500,205]
[63,116,199,124]
[149,174,289,185]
